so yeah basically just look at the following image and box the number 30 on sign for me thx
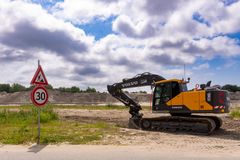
[31,86,49,107]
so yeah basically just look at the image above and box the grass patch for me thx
[0,106,117,144]
[40,121,116,144]
[230,108,240,119]
[0,107,58,124]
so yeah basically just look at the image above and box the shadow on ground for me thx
[28,145,47,153]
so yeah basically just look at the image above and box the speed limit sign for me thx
[31,86,49,107]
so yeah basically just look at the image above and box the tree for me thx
[10,83,26,92]
[85,87,96,93]
[45,84,53,90]
[58,87,66,92]
[222,84,240,92]
[0,84,11,93]
[26,85,35,91]
[70,86,80,93]
[57,86,80,93]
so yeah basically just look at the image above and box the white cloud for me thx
[0,0,95,87]
[0,0,240,91]
[52,0,121,24]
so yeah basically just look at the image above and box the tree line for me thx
[0,83,239,93]
[56,86,96,93]
[222,84,240,92]
[0,83,97,93]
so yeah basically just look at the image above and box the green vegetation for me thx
[85,87,97,93]
[230,108,240,119]
[0,84,11,93]
[0,107,58,124]
[0,83,97,93]
[0,83,53,93]
[57,87,79,93]
[57,86,97,93]
[0,105,118,144]
[222,84,240,92]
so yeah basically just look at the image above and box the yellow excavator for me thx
[107,72,230,134]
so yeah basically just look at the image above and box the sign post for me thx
[30,60,49,144]
[37,60,40,145]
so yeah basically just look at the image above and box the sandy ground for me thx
[56,109,240,154]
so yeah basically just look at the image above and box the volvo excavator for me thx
[107,72,230,135]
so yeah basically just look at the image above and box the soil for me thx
[0,90,239,107]
[56,109,240,153]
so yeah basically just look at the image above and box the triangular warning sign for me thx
[31,65,48,85]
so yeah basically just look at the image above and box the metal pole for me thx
[184,64,186,80]
[37,108,40,144]
[37,60,40,145]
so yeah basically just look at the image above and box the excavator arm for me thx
[107,72,165,118]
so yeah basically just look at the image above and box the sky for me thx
[0,0,240,92]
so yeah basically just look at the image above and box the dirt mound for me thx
[0,90,239,106]
[229,92,240,106]
[0,91,30,104]
[0,90,150,105]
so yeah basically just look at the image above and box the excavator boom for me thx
[107,72,165,118]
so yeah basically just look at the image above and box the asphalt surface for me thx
[0,145,239,160]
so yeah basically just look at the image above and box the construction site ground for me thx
[56,108,240,154]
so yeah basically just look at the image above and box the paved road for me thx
[0,145,239,160]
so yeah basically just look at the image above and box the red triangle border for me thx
[30,65,48,85]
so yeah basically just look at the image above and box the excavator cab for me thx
[152,79,230,115]
[152,79,187,112]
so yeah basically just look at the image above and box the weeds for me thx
[230,108,240,119]
[0,106,117,144]
[0,106,58,124]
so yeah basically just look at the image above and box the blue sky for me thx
[0,0,239,91]
[32,0,64,9]
[78,16,116,40]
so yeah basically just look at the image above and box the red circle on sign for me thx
[31,86,49,107]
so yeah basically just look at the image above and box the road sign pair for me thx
[30,65,49,107]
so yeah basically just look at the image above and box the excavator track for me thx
[129,116,220,135]
[190,115,222,130]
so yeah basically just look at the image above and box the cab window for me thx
[172,82,180,97]
[154,82,172,105]
[181,83,188,92]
